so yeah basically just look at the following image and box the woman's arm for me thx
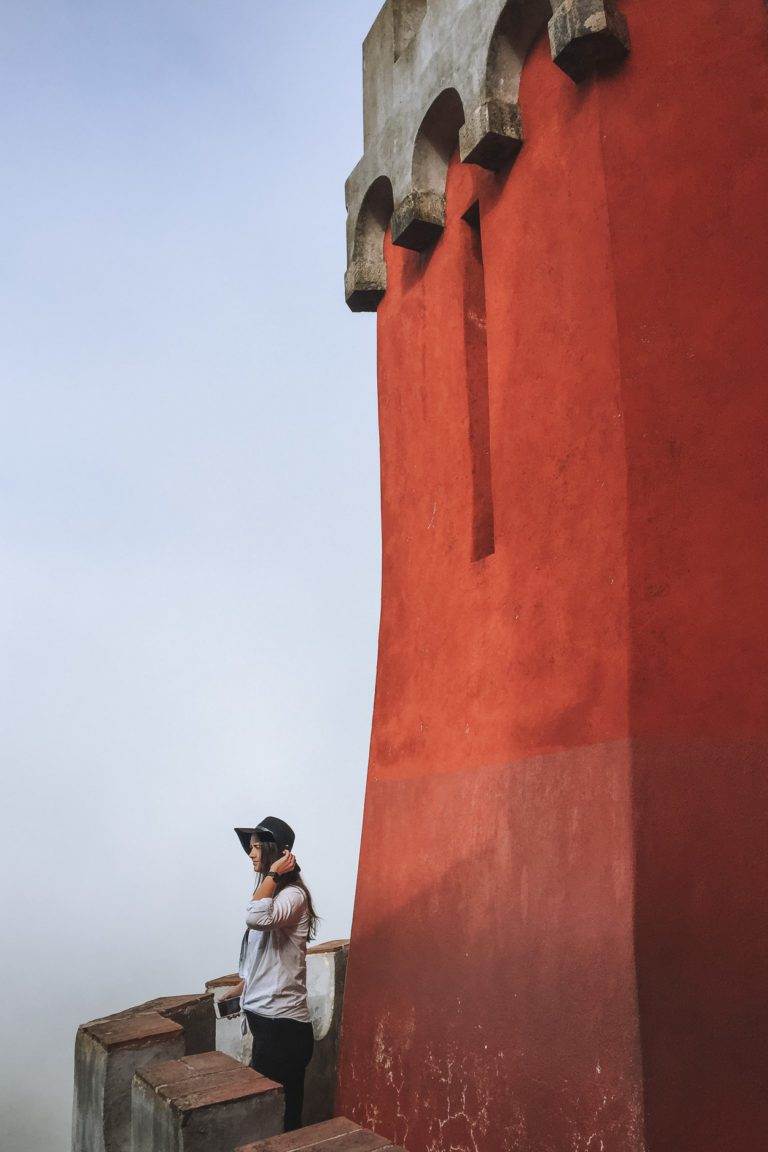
[246,849,304,931]
[246,886,307,930]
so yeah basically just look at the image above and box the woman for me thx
[225,815,320,1132]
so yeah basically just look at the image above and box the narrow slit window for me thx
[462,201,495,561]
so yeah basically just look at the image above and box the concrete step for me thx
[236,1115,408,1151]
[131,1050,284,1152]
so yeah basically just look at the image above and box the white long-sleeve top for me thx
[238,885,311,1022]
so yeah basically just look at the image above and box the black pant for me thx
[245,1010,315,1131]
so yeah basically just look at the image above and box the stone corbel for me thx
[459,99,524,172]
[345,259,387,313]
[391,190,446,252]
[548,0,630,84]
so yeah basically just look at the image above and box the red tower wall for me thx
[337,4,768,1150]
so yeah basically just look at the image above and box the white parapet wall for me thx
[303,940,349,1126]
[205,973,246,1060]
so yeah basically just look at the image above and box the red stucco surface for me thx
[336,3,768,1150]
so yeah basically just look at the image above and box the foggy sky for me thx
[0,3,384,1148]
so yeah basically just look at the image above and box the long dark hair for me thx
[256,839,320,942]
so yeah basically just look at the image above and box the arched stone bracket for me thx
[391,88,466,251]
[548,0,630,83]
[459,99,524,171]
[392,190,446,251]
[344,0,631,309]
[345,174,394,312]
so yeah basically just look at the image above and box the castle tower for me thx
[338,3,768,1151]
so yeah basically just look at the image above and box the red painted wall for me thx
[337,4,768,1150]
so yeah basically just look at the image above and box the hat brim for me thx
[234,827,276,855]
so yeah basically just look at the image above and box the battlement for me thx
[345,0,630,310]
[72,942,350,1152]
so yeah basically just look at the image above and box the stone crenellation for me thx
[345,0,630,311]
[72,941,350,1152]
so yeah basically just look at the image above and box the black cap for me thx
[234,816,296,857]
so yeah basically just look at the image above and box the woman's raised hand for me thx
[272,849,296,875]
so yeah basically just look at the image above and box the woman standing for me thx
[224,816,319,1132]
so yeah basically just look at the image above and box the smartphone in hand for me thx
[216,995,241,1020]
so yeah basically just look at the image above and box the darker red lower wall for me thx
[598,3,768,1149]
[338,747,642,1150]
[337,4,768,1150]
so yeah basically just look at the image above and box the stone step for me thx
[119,994,215,1056]
[236,1115,408,1152]
[131,1050,284,1152]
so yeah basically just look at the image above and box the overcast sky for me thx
[0,3,383,1148]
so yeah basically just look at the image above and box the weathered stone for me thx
[345,262,387,314]
[393,0,427,63]
[131,1051,283,1152]
[345,1,631,302]
[391,192,445,252]
[548,0,630,83]
[345,0,549,298]
[459,99,524,171]
[72,1013,185,1152]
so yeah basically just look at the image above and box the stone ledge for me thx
[307,939,350,955]
[107,992,215,1056]
[237,1114,408,1151]
[82,1011,183,1052]
[205,973,240,990]
[137,1050,280,1110]
[237,1116,359,1150]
